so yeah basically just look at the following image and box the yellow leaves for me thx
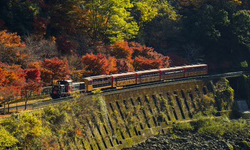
[233,0,242,5]
[27,61,42,70]
[50,36,56,43]
[136,1,158,22]
[0,125,18,148]
[0,30,25,47]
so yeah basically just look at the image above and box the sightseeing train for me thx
[50,64,208,99]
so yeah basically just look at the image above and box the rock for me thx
[122,129,250,150]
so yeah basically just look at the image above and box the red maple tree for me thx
[0,62,25,113]
[82,53,111,76]
[22,69,43,109]
[116,59,134,73]
[40,57,71,85]
[109,41,133,61]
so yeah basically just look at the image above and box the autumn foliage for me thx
[109,41,133,61]
[0,62,25,103]
[21,69,42,108]
[0,31,170,102]
[40,57,71,85]
[116,59,134,73]
[22,69,42,94]
[81,53,116,76]
[131,43,170,70]
[25,69,41,82]
[0,30,25,47]
[133,56,163,70]
[81,41,170,75]
[0,30,28,66]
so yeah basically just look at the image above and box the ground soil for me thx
[122,130,250,150]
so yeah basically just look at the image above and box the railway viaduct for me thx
[78,72,249,150]
[0,72,248,150]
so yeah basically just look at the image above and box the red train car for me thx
[51,64,208,97]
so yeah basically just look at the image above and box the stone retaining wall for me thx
[81,80,217,150]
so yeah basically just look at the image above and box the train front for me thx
[50,80,73,99]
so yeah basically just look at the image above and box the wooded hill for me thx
[0,0,250,103]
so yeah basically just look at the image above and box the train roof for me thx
[160,66,183,71]
[184,64,207,68]
[82,64,208,81]
[84,74,111,80]
[72,82,85,84]
[136,69,159,74]
[111,72,135,78]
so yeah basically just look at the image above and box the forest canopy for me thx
[0,0,249,102]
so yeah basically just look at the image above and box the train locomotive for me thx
[50,80,85,99]
[51,64,208,99]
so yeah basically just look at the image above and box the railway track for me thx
[0,70,247,116]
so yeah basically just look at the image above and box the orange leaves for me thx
[0,62,26,100]
[0,63,25,86]
[25,69,41,82]
[22,69,42,95]
[0,86,20,101]
[109,41,170,70]
[109,41,133,61]
[82,53,111,75]
[0,30,25,47]
[0,67,7,86]
[0,30,28,66]
[133,56,163,70]
[108,56,118,74]
[0,62,42,101]
[116,59,134,72]
[40,57,71,84]
[130,41,170,70]
[81,53,119,76]
[27,58,71,85]
[81,41,170,75]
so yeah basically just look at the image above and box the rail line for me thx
[0,71,247,116]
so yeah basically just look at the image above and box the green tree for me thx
[0,125,18,149]
[131,0,178,44]
[180,1,250,69]
[231,10,250,47]
[214,78,234,111]
[1,112,43,149]
[0,0,40,35]
[84,0,139,42]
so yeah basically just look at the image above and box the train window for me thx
[93,81,111,88]
[163,69,183,75]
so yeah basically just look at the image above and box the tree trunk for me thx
[7,102,10,113]
[25,94,28,110]
[3,102,5,115]
[16,101,18,113]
